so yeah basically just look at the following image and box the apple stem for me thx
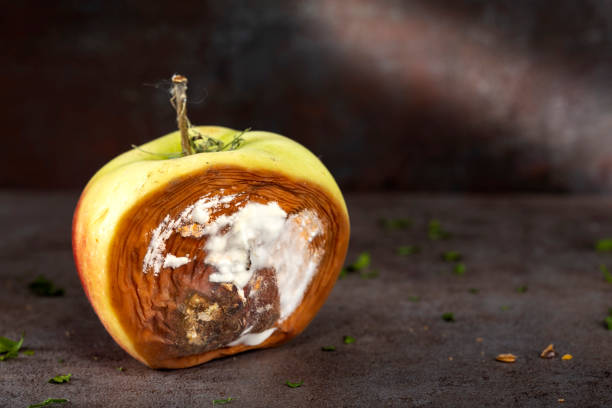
[170,74,194,156]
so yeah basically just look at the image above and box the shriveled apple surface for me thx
[1,192,611,407]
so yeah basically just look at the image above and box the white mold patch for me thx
[142,194,236,275]
[228,327,276,347]
[163,253,190,269]
[202,202,323,323]
[142,192,324,347]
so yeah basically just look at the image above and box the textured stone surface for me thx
[0,192,611,407]
[3,1,612,192]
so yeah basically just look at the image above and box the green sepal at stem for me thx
[190,128,250,153]
[131,128,250,159]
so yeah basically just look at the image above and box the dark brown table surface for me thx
[1,192,611,407]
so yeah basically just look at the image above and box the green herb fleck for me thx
[48,374,72,384]
[500,305,511,311]
[28,276,64,297]
[396,245,420,256]
[343,335,356,344]
[596,239,612,252]
[453,263,466,276]
[360,269,379,279]
[408,295,420,302]
[606,316,612,330]
[379,217,412,230]
[285,380,304,388]
[350,252,371,271]
[0,334,24,361]
[601,265,612,284]
[28,398,68,408]
[516,285,528,293]
[442,251,462,262]
[321,345,336,351]
[442,312,455,322]
[212,397,235,405]
[340,252,372,279]
[117,367,125,372]
[22,349,35,356]
[428,219,451,240]
[468,288,479,294]
[605,308,612,330]
[57,358,64,363]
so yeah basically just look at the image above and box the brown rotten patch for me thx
[108,165,349,368]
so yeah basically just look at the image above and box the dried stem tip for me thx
[170,74,193,156]
[172,74,188,84]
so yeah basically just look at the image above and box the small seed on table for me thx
[540,344,555,359]
[495,353,517,363]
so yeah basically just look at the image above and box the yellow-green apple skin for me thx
[72,126,349,368]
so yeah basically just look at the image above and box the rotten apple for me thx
[72,76,350,369]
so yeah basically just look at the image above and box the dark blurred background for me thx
[2,0,612,192]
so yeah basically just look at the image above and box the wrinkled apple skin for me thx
[72,126,349,367]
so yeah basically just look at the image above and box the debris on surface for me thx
[27,398,68,408]
[441,312,455,322]
[48,373,72,384]
[442,251,462,262]
[340,252,375,279]
[397,245,420,255]
[453,263,466,276]
[0,334,25,361]
[596,238,612,252]
[495,353,517,363]
[343,335,355,344]
[28,275,65,297]
[428,219,451,240]
[285,380,303,388]
[601,264,612,283]
[516,285,528,293]
[540,344,555,359]
[212,397,234,405]
[379,217,412,230]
